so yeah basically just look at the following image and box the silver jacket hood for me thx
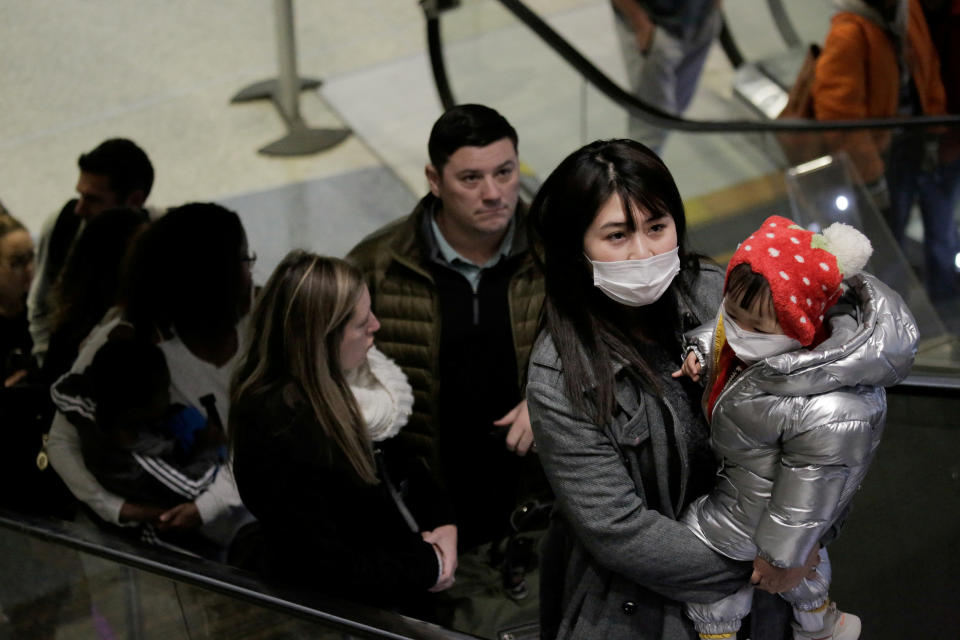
[684,272,918,568]
[751,272,918,395]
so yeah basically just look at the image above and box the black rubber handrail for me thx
[426,8,456,111]
[768,0,803,49]
[425,0,960,133]
[717,14,745,70]
[0,511,481,640]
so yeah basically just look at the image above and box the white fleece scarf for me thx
[345,346,414,442]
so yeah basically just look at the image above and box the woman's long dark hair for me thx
[45,208,146,381]
[528,139,698,423]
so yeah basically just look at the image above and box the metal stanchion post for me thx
[231,0,350,156]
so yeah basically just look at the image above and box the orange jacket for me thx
[813,0,946,182]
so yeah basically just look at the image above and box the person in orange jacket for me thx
[814,0,959,301]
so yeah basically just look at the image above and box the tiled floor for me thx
[1,0,428,239]
[1,1,595,237]
[219,165,418,281]
[1,0,830,254]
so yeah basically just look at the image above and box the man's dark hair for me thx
[78,138,155,201]
[427,104,518,172]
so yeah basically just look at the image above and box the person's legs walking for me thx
[673,8,722,114]
[884,134,923,245]
[614,15,682,153]
[916,160,960,301]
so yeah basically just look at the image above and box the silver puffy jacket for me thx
[684,273,919,569]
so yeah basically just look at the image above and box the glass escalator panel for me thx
[0,513,478,640]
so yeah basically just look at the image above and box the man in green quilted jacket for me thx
[347,104,547,636]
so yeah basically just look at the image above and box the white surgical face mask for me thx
[588,247,680,307]
[721,306,802,364]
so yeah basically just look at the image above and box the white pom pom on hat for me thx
[821,222,873,276]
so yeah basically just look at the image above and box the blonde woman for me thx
[0,204,36,387]
[230,251,456,609]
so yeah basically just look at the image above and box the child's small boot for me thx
[792,602,860,640]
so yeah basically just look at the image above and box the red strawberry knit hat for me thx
[725,215,873,346]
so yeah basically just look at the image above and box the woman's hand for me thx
[422,524,458,592]
[671,351,702,382]
[156,502,202,532]
[494,400,535,456]
[751,545,821,593]
[118,501,166,524]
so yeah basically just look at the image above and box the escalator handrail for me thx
[427,8,456,112]
[767,0,804,50]
[0,510,481,640]
[426,0,960,133]
[717,14,745,70]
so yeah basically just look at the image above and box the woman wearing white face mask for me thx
[526,139,801,640]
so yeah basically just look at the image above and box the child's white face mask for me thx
[721,306,802,364]
[587,247,680,307]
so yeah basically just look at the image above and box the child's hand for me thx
[671,351,702,382]
[750,545,821,593]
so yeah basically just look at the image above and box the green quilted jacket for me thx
[346,194,545,468]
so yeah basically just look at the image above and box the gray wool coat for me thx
[528,264,791,640]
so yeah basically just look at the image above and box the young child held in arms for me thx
[51,336,224,514]
[675,216,918,640]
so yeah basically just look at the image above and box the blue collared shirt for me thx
[428,213,515,292]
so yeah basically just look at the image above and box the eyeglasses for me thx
[240,251,257,265]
